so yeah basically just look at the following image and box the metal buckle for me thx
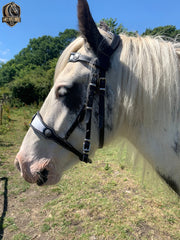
[69,52,80,62]
[86,106,92,110]
[89,83,96,87]
[99,88,106,91]
[99,77,106,90]
[99,77,106,81]
[83,139,91,153]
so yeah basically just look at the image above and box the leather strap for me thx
[83,67,98,161]
[64,105,86,140]
[30,112,92,163]
[69,52,102,69]
[98,70,106,148]
[97,33,121,70]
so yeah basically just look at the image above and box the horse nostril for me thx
[37,169,49,186]
[15,158,21,172]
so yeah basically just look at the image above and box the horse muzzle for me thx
[15,153,60,186]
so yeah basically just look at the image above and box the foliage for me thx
[100,19,180,40]
[0,29,78,104]
[99,18,138,36]
[0,29,78,88]
[142,25,180,40]
[0,22,179,105]
[9,66,53,104]
[15,29,78,69]
[0,59,17,86]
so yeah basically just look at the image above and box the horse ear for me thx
[77,0,103,54]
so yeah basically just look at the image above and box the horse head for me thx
[15,0,180,196]
[15,0,120,186]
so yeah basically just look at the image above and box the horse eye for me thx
[56,86,69,98]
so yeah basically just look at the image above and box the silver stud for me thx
[44,128,52,138]
[74,53,80,60]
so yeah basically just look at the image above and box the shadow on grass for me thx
[0,177,8,240]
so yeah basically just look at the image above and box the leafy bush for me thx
[10,80,36,104]
[9,66,53,104]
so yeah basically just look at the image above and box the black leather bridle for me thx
[30,32,120,164]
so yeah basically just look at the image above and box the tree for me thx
[98,18,137,36]
[0,60,17,86]
[142,25,180,40]
[0,29,78,88]
[98,18,126,35]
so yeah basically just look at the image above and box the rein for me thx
[30,32,120,163]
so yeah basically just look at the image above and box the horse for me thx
[15,0,180,196]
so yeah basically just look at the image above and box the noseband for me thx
[30,32,120,164]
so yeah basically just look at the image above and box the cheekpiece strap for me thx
[83,67,99,159]
[68,33,121,163]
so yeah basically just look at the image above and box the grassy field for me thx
[0,105,180,240]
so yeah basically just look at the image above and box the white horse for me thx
[15,0,180,196]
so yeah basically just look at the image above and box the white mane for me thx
[55,34,180,131]
[112,35,180,190]
[116,35,180,130]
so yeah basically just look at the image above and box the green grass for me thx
[0,104,180,240]
[12,233,31,240]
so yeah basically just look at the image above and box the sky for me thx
[0,0,180,62]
